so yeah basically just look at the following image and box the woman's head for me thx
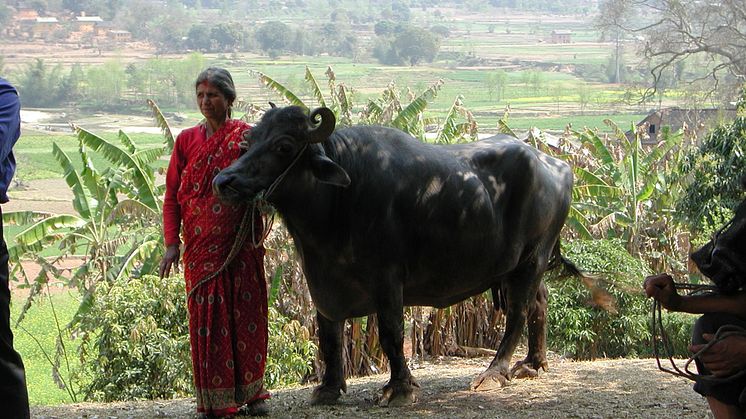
[195,67,236,121]
[195,67,236,102]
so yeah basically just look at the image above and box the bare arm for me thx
[643,273,746,317]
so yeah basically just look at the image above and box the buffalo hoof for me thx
[510,358,547,379]
[470,369,509,391]
[378,377,420,407]
[310,384,343,405]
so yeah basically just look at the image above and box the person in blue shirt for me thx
[0,77,29,419]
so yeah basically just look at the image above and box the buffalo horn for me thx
[307,107,336,143]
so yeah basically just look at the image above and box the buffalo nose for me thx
[212,173,231,194]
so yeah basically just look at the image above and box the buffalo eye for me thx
[275,139,295,155]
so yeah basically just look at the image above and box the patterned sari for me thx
[176,119,268,417]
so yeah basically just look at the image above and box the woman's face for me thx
[196,81,230,122]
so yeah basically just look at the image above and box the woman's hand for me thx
[690,334,746,377]
[159,244,181,278]
[643,273,682,311]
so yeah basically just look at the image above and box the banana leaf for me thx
[74,126,160,211]
[53,143,95,219]
[304,66,326,108]
[147,99,175,153]
[252,70,307,110]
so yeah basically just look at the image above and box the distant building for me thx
[108,30,133,42]
[15,8,40,21]
[628,107,737,145]
[32,17,60,39]
[550,30,572,44]
[74,13,104,33]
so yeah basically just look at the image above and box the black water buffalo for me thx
[213,106,576,406]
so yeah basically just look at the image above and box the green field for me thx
[10,291,82,405]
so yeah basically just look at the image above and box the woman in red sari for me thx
[160,67,269,418]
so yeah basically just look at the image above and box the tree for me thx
[595,0,636,84]
[393,26,439,66]
[677,88,746,231]
[187,24,212,51]
[485,69,507,102]
[577,83,593,115]
[254,21,292,54]
[374,20,397,37]
[598,0,746,101]
[390,0,411,22]
[85,59,126,107]
[17,59,66,107]
[210,22,244,51]
[0,4,12,31]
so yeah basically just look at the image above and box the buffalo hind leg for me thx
[471,262,544,391]
[511,280,549,378]
[377,302,419,406]
[311,312,347,405]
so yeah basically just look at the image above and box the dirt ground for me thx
[29,355,711,419]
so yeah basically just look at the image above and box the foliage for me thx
[266,307,318,388]
[676,89,746,231]
[16,59,68,107]
[74,274,192,402]
[11,291,81,406]
[546,239,653,359]
[564,119,690,274]
[598,0,746,101]
[374,25,440,66]
[254,21,292,55]
[7,101,172,400]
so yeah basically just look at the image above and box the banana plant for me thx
[567,120,684,256]
[7,100,172,323]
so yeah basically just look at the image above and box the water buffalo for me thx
[213,105,577,406]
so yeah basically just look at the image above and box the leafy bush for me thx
[73,271,318,400]
[266,307,317,388]
[547,239,654,359]
[75,274,192,401]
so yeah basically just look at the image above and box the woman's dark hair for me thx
[195,67,237,104]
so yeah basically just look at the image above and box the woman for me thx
[160,67,269,418]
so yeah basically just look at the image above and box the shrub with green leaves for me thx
[547,239,654,359]
[265,307,317,388]
[74,274,192,402]
[73,271,318,400]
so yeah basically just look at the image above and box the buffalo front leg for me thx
[376,300,419,406]
[311,312,347,405]
[471,266,543,391]
[511,280,549,379]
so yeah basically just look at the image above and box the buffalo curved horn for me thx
[307,107,336,143]
[268,101,277,108]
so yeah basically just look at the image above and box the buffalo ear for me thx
[310,154,351,187]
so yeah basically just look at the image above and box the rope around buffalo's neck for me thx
[263,143,308,200]
[652,282,746,383]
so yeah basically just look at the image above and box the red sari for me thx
[170,119,268,416]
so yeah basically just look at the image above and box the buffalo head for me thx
[212,106,350,205]
[690,177,746,293]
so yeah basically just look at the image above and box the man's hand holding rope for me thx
[690,333,746,378]
[644,273,682,311]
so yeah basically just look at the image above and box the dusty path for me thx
[30,356,711,419]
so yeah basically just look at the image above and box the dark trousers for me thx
[0,207,30,418]
[692,312,746,408]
